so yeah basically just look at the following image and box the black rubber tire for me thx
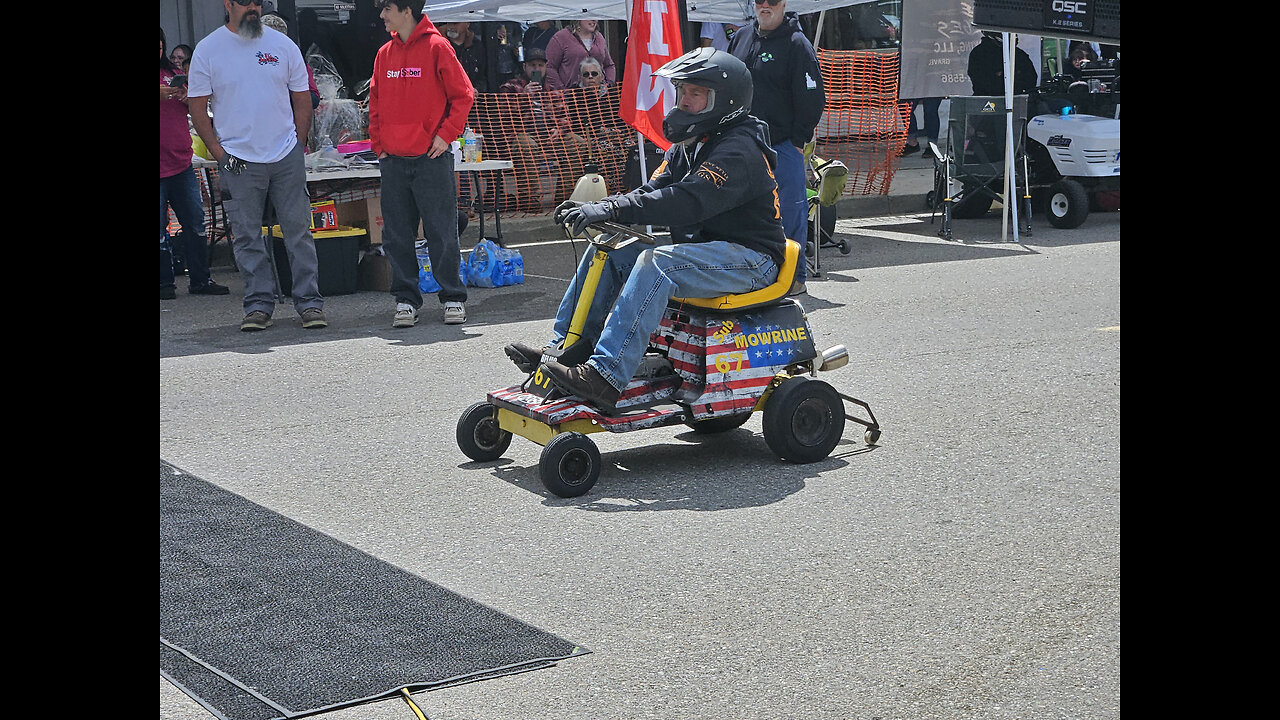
[761,377,846,463]
[684,412,752,434]
[539,432,601,498]
[951,192,994,219]
[1046,178,1090,229]
[456,402,512,462]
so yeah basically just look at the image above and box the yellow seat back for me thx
[674,239,800,311]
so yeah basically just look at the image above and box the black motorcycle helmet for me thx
[652,47,753,145]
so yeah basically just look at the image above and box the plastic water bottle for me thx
[462,128,477,163]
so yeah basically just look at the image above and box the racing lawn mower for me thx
[927,75,1120,236]
[1024,68,1121,229]
[456,221,881,498]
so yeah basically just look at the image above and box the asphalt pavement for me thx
[160,155,1120,720]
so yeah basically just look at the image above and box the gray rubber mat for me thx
[160,460,588,720]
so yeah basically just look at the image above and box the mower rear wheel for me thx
[685,412,752,434]
[539,432,601,498]
[1047,178,1089,229]
[762,377,846,463]
[457,402,512,462]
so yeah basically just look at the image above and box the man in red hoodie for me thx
[370,1,475,327]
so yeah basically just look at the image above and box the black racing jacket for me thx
[727,12,826,149]
[967,36,1038,96]
[610,116,788,266]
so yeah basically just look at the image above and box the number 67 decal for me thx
[714,352,745,373]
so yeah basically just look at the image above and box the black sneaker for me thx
[190,281,230,296]
[899,143,920,157]
[161,285,177,300]
[505,342,548,373]
[505,341,592,373]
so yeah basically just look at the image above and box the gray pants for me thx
[221,143,323,315]
[379,152,467,307]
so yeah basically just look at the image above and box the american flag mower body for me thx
[456,221,880,498]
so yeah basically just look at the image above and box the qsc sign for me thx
[1044,0,1095,33]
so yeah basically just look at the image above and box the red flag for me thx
[618,0,684,151]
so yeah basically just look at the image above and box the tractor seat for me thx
[672,239,800,312]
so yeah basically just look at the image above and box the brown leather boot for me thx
[542,360,620,409]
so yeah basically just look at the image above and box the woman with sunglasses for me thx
[544,19,615,91]
[170,44,193,74]
[562,57,626,193]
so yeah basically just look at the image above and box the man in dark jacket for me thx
[728,0,824,294]
[967,32,1038,96]
[504,49,787,410]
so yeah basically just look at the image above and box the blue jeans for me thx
[908,98,943,143]
[549,241,778,392]
[220,144,323,315]
[772,141,807,283]
[160,165,212,289]
[379,152,467,307]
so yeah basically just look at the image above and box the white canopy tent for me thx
[421,0,873,25]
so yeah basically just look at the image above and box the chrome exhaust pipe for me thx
[816,344,849,371]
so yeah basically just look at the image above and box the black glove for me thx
[564,200,616,236]
[552,200,584,226]
[219,152,247,175]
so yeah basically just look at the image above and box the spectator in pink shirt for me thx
[544,19,615,90]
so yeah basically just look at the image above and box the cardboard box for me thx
[335,197,432,247]
[336,197,385,245]
[357,251,393,292]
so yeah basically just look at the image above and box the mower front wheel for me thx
[539,432,601,498]
[1047,178,1090,229]
[457,402,512,462]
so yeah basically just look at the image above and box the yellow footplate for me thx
[496,407,603,446]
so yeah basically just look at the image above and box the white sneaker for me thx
[392,302,419,328]
[443,301,467,325]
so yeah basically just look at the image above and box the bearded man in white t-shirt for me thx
[188,0,327,332]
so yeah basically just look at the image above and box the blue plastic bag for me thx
[466,238,524,288]
[417,240,467,294]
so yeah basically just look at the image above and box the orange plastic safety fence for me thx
[815,49,911,196]
[462,84,638,218]
[168,55,910,246]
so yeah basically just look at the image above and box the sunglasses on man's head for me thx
[231,0,263,6]
[754,0,782,5]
